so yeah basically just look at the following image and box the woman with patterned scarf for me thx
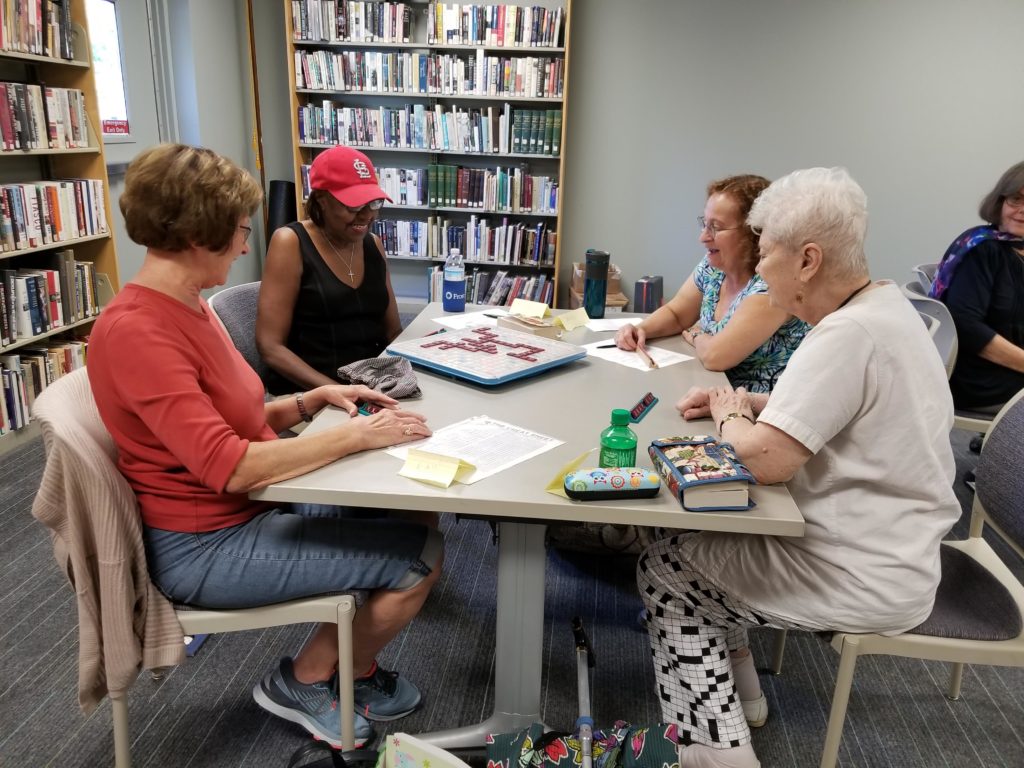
[931,161,1024,411]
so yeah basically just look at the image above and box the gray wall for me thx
[110,0,264,288]
[246,0,1024,306]
[560,0,1024,306]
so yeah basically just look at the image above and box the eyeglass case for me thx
[564,467,661,501]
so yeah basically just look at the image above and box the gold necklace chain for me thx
[320,227,358,280]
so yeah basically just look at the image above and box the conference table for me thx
[252,302,804,748]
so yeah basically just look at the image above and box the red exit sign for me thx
[102,119,130,135]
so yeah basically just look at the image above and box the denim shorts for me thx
[143,503,442,609]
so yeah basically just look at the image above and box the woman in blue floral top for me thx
[616,175,809,393]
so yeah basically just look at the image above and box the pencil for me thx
[637,346,658,369]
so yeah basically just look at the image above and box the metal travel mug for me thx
[583,249,610,319]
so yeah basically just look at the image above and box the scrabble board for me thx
[385,326,586,386]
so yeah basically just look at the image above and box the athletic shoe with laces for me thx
[253,657,373,748]
[353,661,422,721]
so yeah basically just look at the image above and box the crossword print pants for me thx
[637,534,802,748]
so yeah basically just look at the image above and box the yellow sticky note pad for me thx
[509,298,550,318]
[544,448,596,497]
[555,307,589,331]
[399,449,475,488]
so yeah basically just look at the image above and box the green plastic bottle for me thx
[599,409,638,468]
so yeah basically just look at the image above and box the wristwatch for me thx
[718,412,754,432]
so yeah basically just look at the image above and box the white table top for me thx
[253,303,804,537]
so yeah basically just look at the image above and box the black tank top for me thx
[264,223,390,395]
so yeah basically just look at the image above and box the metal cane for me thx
[571,616,596,768]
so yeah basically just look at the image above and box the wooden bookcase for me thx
[0,0,120,452]
[283,0,572,308]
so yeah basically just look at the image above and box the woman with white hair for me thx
[638,168,961,768]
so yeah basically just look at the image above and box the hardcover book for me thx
[648,435,756,511]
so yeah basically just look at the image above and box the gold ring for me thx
[404,427,413,436]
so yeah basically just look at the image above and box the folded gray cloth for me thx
[337,356,421,399]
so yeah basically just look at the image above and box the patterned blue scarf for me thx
[930,225,1024,300]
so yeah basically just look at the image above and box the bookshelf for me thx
[284,0,572,308]
[0,0,120,451]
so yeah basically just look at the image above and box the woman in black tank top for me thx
[257,148,401,396]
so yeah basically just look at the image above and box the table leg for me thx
[415,521,547,748]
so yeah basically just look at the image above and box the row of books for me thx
[298,102,561,156]
[296,48,564,99]
[0,81,88,151]
[373,214,555,265]
[292,0,414,44]
[305,161,557,213]
[291,1,564,48]
[426,4,564,48]
[0,0,73,60]
[0,178,108,252]
[0,339,86,435]
[427,265,553,306]
[1,253,101,347]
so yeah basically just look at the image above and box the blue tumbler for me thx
[583,249,610,319]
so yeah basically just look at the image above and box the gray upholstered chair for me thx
[816,388,1024,768]
[31,369,359,767]
[207,281,271,383]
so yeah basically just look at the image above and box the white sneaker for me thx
[741,693,768,728]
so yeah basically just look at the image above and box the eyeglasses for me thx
[343,199,385,215]
[238,224,252,242]
[697,216,741,238]
[1005,194,1024,210]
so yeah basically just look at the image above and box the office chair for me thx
[916,310,939,337]
[901,281,995,436]
[817,387,1024,768]
[207,281,271,383]
[900,281,957,377]
[31,369,358,767]
[912,262,939,292]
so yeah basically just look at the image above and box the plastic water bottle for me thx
[599,408,637,468]
[442,247,466,312]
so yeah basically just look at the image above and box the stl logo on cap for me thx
[352,158,372,180]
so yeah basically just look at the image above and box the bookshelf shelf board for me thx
[298,143,559,160]
[0,145,100,157]
[0,49,89,68]
[386,253,555,269]
[296,88,561,103]
[1,313,98,354]
[0,418,41,454]
[0,232,110,261]
[293,40,564,54]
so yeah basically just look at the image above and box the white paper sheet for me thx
[386,415,563,484]
[585,317,643,332]
[431,309,509,329]
[582,340,692,370]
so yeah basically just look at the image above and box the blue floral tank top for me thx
[693,256,809,392]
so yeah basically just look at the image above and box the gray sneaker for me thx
[253,657,373,748]
[353,661,422,721]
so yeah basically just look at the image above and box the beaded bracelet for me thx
[295,392,313,422]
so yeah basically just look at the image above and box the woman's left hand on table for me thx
[708,385,755,427]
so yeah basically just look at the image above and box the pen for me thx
[636,346,659,369]
[483,313,503,318]
[596,343,617,348]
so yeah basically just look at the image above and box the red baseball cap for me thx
[309,146,392,208]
